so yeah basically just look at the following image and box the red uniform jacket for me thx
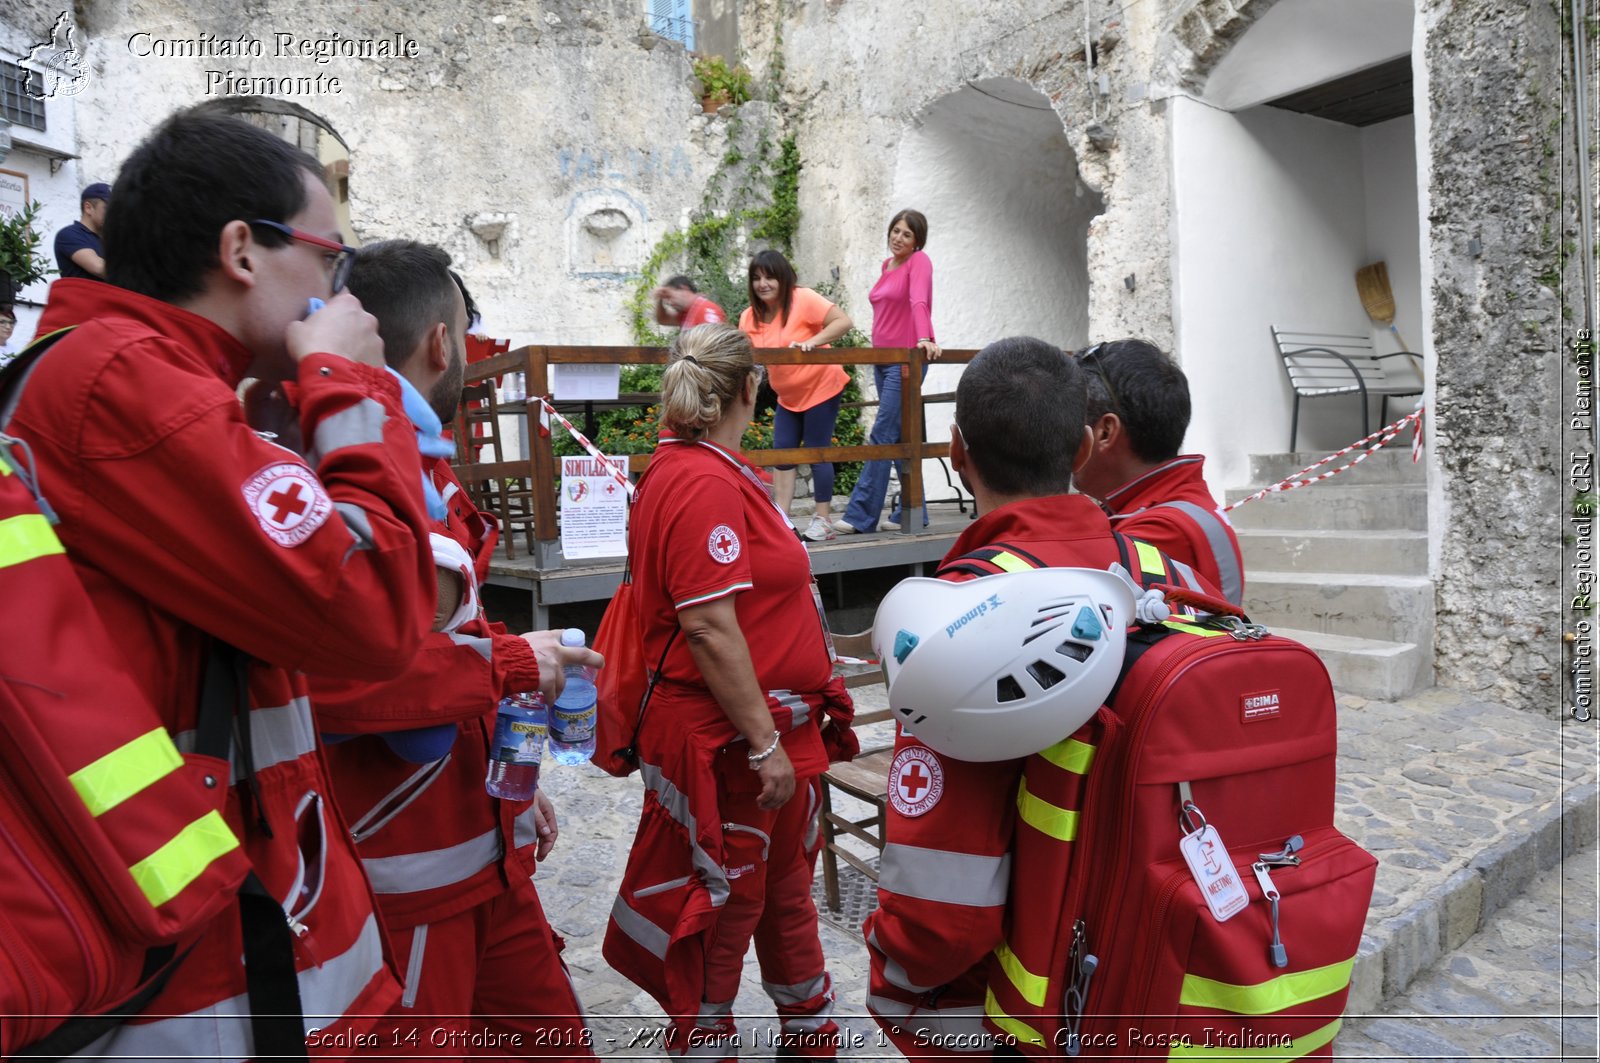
[313,457,548,929]
[9,280,436,1058]
[1103,455,1245,606]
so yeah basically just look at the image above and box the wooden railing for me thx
[453,345,978,563]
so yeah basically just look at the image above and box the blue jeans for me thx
[773,392,843,502]
[841,365,929,531]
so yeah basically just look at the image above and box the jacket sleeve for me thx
[907,252,935,342]
[310,621,541,731]
[863,732,1021,992]
[67,344,436,679]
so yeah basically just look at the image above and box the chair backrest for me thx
[1271,326,1397,395]
[453,381,509,516]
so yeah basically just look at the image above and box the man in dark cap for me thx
[53,181,110,279]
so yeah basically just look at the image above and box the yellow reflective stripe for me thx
[1163,620,1230,638]
[983,987,1045,1047]
[0,454,11,475]
[1167,1018,1342,1060]
[128,811,241,908]
[993,941,1049,1007]
[1179,958,1356,1015]
[1016,777,1078,841]
[0,513,64,568]
[990,551,1033,573]
[69,728,184,817]
[1037,736,1095,774]
[1135,540,1167,578]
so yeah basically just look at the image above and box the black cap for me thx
[81,182,111,204]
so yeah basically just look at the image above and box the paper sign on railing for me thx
[552,363,620,401]
[559,454,629,559]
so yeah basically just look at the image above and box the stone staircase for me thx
[1227,450,1434,700]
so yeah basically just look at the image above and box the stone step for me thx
[1225,483,1427,531]
[1244,570,1435,644]
[1236,528,1429,575]
[1250,449,1426,486]
[1267,626,1433,701]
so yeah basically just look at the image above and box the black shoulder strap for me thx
[932,540,1048,578]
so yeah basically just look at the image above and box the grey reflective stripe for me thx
[349,755,452,843]
[866,928,940,994]
[610,894,670,959]
[333,501,376,552]
[722,821,771,862]
[763,973,828,1006]
[879,843,1010,908]
[448,630,494,662]
[401,924,428,1009]
[783,1006,835,1034]
[1156,500,1245,605]
[640,758,730,906]
[769,689,810,730]
[79,913,386,1060]
[634,874,694,898]
[362,829,501,894]
[312,397,387,456]
[866,994,991,1047]
[698,999,734,1021]
[1169,557,1202,592]
[513,802,541,851]
[173,697,317,783]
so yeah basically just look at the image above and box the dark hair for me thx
[450,269,479,330]
[887,209,928,251]
[956,336,1085,497]
[1079,339,1191,463]
[103,109,325,301]
[345,240,459,370]
[662,274,698,293]
[746,249,797,326]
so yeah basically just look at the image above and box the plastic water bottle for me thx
[548,628,598,765]
[485,692,546,799]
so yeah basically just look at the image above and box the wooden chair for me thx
[818,630,894,912]
[453,381,537,558]
[1270,326,1423,449]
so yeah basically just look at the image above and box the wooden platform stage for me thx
[485,503,977,627]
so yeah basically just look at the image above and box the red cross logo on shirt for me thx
[265,482,309,525]
[898,763,930,800]
[889,746,944,817]
[707,524,741,564]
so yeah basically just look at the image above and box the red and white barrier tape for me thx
[1225,405,1426,512]
[537,397,635,499]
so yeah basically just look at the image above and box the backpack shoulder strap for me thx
[933,540,1047,578]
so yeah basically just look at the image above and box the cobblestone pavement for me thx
[528,682,1597,1060]
[1336,845,1597,1060]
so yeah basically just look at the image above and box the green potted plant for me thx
[691,55,752,112]
[0,201,54,305]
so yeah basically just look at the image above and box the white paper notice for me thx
[551,363,621,401]
[560,454,629,559]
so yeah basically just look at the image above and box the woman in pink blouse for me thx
[832,209,941,534]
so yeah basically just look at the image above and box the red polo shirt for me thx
[1102,454,1245,605]
[682,295,726,328]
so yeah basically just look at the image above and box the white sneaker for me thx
[829,518,862,535]
[881,518,902,531]
[802,515,837,542]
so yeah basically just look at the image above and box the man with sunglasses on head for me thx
[310,240,600,1059]
[1073,339,1246,606]
[3,109,438,1055]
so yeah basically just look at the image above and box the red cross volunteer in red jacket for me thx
[863,339,1211,1059]
[2,112,438,1057]
[1073,339,1245,605]
[603,324,856,1061]
[309,241,599,1058]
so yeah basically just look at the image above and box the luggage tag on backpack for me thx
[1178,801,1249,922]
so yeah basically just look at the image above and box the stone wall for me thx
[1420,0,1570,709]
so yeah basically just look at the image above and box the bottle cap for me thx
[561,627,585,647]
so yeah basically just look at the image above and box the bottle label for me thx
[491,715,545,765]
[552,706,596,743]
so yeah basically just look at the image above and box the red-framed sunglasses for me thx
[249,219,357,293]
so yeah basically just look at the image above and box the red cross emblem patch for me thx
[242,462,332,547]
[707,523,741,564]
[888,746,944,818]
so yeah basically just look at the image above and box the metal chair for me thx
[1270,326,1423,449]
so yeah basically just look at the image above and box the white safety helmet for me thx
[871,568,1137,762]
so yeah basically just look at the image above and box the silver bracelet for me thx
[747,730,782,767]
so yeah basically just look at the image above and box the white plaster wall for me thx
[1360,115,1422,357]
[1202,0,1413,111]
[1170,97,1372,495]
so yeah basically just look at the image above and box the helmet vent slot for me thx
[1056,641,1093,663]
[996,675,1026,703]
[896,706,928,725]
[1027,660,1067,690]
[1022,620,1064,646]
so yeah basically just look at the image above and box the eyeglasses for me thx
[249,219,357,293]
[1076,342,1123,419]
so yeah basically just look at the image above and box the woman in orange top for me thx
[737,250,855,541]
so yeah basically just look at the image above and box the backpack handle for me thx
[1150,582,1247,619]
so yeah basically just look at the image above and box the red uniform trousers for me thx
[358,870,590,1060]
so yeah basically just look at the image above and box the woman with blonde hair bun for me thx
[604,322,859,1061]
